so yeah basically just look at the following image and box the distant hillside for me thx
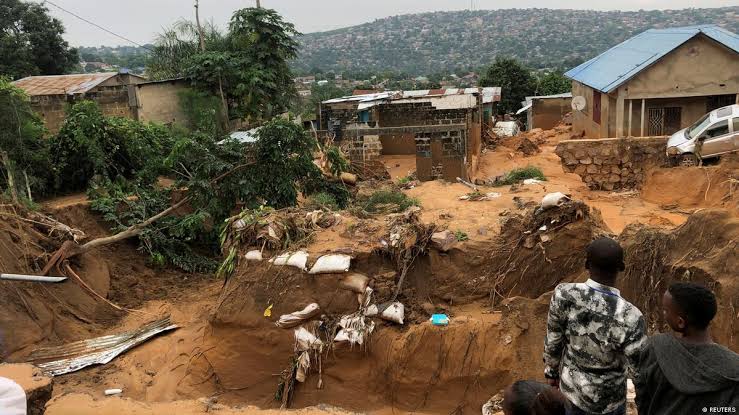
[294,7,739,75]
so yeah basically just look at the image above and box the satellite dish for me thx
[572,96,586,111]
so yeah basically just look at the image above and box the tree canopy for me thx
[0,0,79,79]
[537,72,571,96]
[479,57,536,115]
[0,77,48,200]
[151,8,300,123]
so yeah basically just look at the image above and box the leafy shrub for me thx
[325,145,349,177]
[305,192,339,211]
[90,185,218,273]
[0,77,50,199]
[178,89,224,134]
[493,166,546,186]
[357,189,420,214]
[49,101,173,193]
[397,176,413,185]
[454,230,469,241]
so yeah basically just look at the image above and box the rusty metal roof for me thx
[12,73,124,96]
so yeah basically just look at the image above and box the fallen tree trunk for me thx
[41,196,191,275]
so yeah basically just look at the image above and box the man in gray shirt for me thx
[543,237,646,415]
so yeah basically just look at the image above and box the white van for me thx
[666,104,739,167]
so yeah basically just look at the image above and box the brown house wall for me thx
[622,35,739,100]
[571,35,739,139]
[532,98,572,130]
[135,81,189,127]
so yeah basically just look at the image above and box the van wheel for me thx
[679,154,698,167]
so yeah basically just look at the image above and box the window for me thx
[593,90,601,124]
[700,120,729,140]
[733,118,739,133]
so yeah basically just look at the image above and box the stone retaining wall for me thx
[555,137,668,190]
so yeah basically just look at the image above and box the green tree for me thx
[0,77,48,201]
[147,20,228,80]
[480,57,536,115]
[537,72,571,96]
[0,0,79,79]
[227,7,300,121]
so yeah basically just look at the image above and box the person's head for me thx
[502,381,566,415]
[585,237,625,283]
[663,282,717,334]
[530,388,568,415]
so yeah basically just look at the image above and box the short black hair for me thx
[668,282,717,329]
[586,237,625,274]
[508,380,550,415]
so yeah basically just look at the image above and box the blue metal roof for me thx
[565,25,739,93]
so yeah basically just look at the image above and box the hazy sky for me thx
[39,0,737,47]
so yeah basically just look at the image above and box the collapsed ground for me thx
[1,125,737,415]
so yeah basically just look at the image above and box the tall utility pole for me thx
[195,0,206,52]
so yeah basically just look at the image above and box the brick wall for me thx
[30,85,135,135]
[30,95,68,135]
[555,137,668,190]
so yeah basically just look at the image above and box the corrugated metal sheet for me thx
[27,317,178,376]
[12,73,120,96]
[565,25,739,93]
[324,87,502,105]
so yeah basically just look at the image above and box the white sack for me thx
[275,303,321,328]
[269,251,309,271]
[308,254,351,274]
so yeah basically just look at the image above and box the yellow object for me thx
[263,304,273,317]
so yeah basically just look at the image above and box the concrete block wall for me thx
[555,137,668,190]
[378,102,469,127]
[347,135,382,162]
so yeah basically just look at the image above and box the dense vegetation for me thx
[0,0,79,79]
[0,8,349,273]
[294,7,739,75]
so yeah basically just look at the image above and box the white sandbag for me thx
[294,326,323,352]
[269,251,309,271]
[523,178,543,185]
[275,303,321,328]
[340,273,369,293]
[308,254,351,274]
[295,351,311,383]
[541,192,570,210]
[245,250,263,261]
[364,301,405,324]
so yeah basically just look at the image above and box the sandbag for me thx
[365,301,405,324]
[245,250,263,261]
[275,303,321,328]
[269,251,309,271]
[308,254,351,274]
[295,351,311,383]
[294,326,323,352]
[340,273,369,293]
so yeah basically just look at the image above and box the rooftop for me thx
[323,87,502,107]
[565,25,739,93]
[12,72,145,96]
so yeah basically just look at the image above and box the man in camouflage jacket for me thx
[543,237,647,415]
